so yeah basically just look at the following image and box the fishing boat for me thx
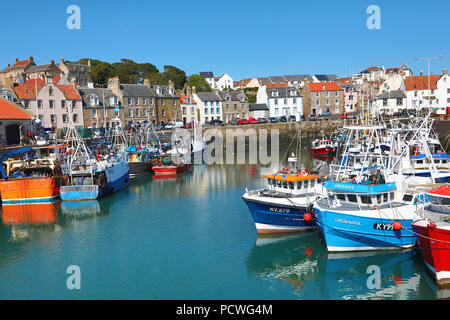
[0,146,66,204]
[152,154,191,176]
[314,124,420,252]
[310,137,335,155]
[412,185,450,286]
[125,146,152,177]
[242,127,322,234]
[60,115,130,201]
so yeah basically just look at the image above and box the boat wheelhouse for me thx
[310,138,335,155]
[243,168,321,234]
[412,185,450,286]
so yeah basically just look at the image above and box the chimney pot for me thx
[444,68,448,75]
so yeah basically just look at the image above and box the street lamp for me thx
[414,55,444,110]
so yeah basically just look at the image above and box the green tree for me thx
[90,62,115,86]
[187,74,211,92]
[162,65,186,90]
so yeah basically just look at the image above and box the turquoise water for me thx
[0,159,444,299]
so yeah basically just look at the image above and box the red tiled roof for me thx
[0,96,33,120]
[308,82,343,92]
[366,66,381,72]
[266,83,287,88]
[404,75,440,91]
[58,85,81,100]
[13,77,80,100]
[235,78,253,87]
[13,78,46,99]
[12,59,31,68]
[179,95,196,104]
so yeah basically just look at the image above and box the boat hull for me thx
[152,164,191,175]
[412,222,450,286]
[102,160,130,196]
[242,194,317,234]
[310,146,335,155]
[0,177,61,204]
[60,185,99,201]
[128,161,152,177]
[314,206,417,252]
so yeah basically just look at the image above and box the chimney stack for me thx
[186,85,192,96]
[168,79,174,89]
[108,77,120,96]
[192,86,197,95]
[71,77,77,88]
[420,70,424,76]
[444,68,448,75]
[143,78,151,88]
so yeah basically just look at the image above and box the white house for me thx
[256,84,303,120]
[215,73,234,90]
[435,69,450,116]
[191,91,223,124]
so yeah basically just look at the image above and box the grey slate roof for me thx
[284,75,313,82]
[249,103,268,111]
[267,87,302,98]
[314,74,338,82]
[151,85,179,98]
[120,84,155,98]
[219,91,248,102]
[195,92,223,102]
[24,64,56,74]
[79,87,118,108]
[377,90,406,99]
[199,72,214,78]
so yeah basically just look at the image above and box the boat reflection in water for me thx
[2,202,58,225]
[61,200,101,220]
[323,250,421,300]
[246,232,326,296]
[247,231,424,299]
[1,202,59,244]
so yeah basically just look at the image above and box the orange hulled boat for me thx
[0,146,67,204]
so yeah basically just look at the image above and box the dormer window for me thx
[322,85,326,91]
[90,95,99,106]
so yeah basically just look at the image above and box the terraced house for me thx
[0,57,36,88]
[108,77,157,126]
[151,80,181,125]
[256,84,303,120]
[78,86,119,129]
[304,82,344,116]
[192,91,223,124]
[13,75,83,132]
[220,91,249,123]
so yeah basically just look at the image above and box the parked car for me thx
[320,111,332,117]
[257,117,267,123]
[238,118,249,125]
[269,117,279,123]
[230,119,239,125]
[153,124,163,131]
[279,116,287,122]
[308,114,318,121]
[300,115,306,121]
[248,117,258,124]
[184,123,193,129]
[210,119,224,126]
[289,115,296,122]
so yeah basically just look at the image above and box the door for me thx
[6,124,20,145]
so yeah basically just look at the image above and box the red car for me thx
[239,119,249,125]
[248,117,258,124]
[184,123,193,129]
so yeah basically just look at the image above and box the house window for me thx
[142,98,146,105]
[24,100,30,109]
[383,99,388,106]
[49,100,54,109]
[128,98,132,105]
[37,100,43,109]
[161,99,165,106]
[150,98,154,105]
[73,114,78,123]
[50,114,56,124]
[62,114,68,123]
[275,108,279,115]
[211,108,214,115]
[150,108,154,116]
[335,99,339,105]
[182,107,186,115]
[293,98,297,104]
[205,101,208,107]
[326,99,330,106]
[274,99,278,105]
[284,98,288,105]
[396,98,402,106]
[143,108,148,116]
[315,92,320,98]
[92,109,97,118]
[110,97,118,105]
[216,107,220,114]
[136,108,140,117]
[135,98,139,105]
[173,99,177,105]
[316,100,320,106]
[162,109,165,117]
[205,108,209,115]
[49,87,53,96]
[349,95,353,101]
[61,100,66,109]
[128,108,133,117]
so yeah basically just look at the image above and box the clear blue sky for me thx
[1,0,449,81]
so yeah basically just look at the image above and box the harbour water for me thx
[0,143,445,300]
